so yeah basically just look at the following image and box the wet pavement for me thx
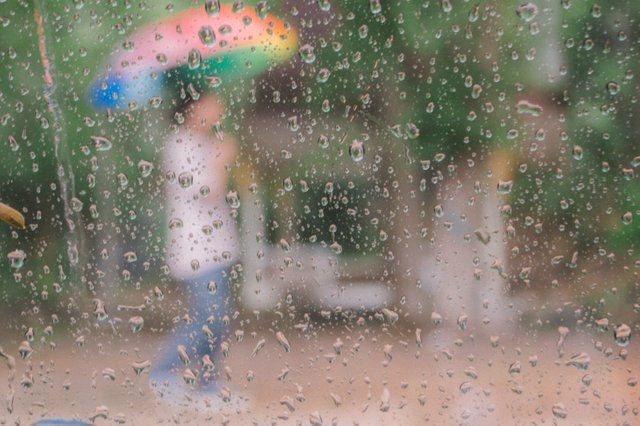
[1,325,638,425]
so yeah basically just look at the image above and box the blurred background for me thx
[0,0,639,424]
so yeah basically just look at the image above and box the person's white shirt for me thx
[163,127,238,280]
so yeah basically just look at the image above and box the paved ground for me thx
[1,322,639,425]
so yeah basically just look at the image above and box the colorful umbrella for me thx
[89,2,297,109]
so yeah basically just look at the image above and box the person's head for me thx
[179,95,225,130]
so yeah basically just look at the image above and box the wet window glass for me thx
[0,1,639,424]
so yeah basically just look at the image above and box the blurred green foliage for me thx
[0,0,638,315]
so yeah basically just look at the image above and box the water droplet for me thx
[298,44,316,64]
[137,160,153,177]
[182,368,197,385]
[117,172,129,190]
[287,115,299,132]
[178,172,193,188]
[123,251,137,263]
[176,345,191,366]
[278,238,291,252]
[474,229,491,245]
[283,177,293,191]
[572,145,583,160]
[91,297,108,321]
[606,81,619,95]
[330,392,342,407]
[358,24,369,38]
[317,0,331,12]
[203,76,223,90]
[470,84,483,100]
[7,135,18,151]
[516,2,538,22]
[255,1,270,19]
[468,4,480,22]
[24,328,34,343]
[464,366,479,379]
[148,96,163,108]
[155,53,168,65]
[187,48,201,70]
[565,352,591,370]
[456,314,469,330]
[101,368,116,381]
[168,218,183,230]
[594,318,609,333]
[126,361,149,378]
[405,122,420,139]
[232,1,244,13]
[349,139,365,162]
[497,180,513,195]
[91,135,112,151]
[252,338,266,357]
[226,191,240,208]
[198,26,216,47]
[205,0,220,16]
[379,387,390,412]
[459,382,472,394]
[7,249,26,269]
[381,308,399,325]
[316,68,331,83]
[317,134,329,149]
[551,403,567,419]
[309,412,323,426]
[128,316,144,333]
[440,0,453,13]
[614,324,631,347]
[516,100,543,116]
[276,331,291,352]
[18,340,32,360]
[202,354,215,372]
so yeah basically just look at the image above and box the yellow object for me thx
[0,202,25,230]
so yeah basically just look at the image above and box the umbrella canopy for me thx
[90,3,297,109]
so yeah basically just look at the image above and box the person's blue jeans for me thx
[149,265,232,395]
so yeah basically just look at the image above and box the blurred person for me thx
[87,1,297,412]
[149,94,243,408]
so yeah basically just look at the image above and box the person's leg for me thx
[149,265,231,397]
